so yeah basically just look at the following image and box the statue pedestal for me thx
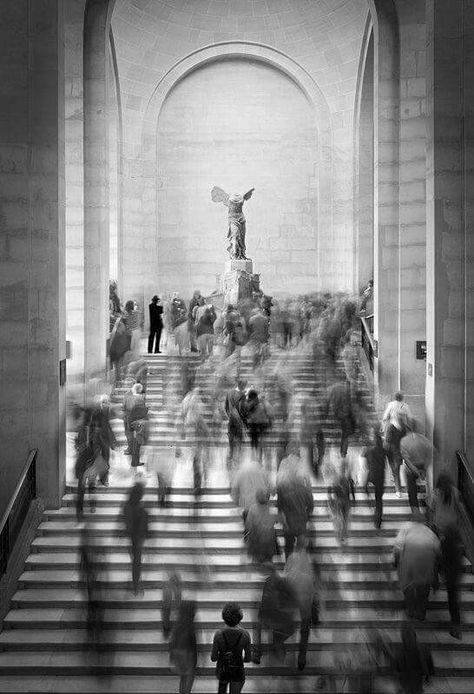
[219,258,260,306]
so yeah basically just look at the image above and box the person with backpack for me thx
[211,602,251,694]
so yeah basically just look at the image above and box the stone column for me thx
[0,0,66,511]
[83,0,110,385]
[425,0,474,470]
[372,0,400,406]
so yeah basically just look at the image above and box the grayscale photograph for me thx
[0,1,472,693]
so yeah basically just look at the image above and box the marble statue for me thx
[211,186,255,260]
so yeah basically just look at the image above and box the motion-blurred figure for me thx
[276,446,314,558]
[180,387,210,497]
[122,481,149,595]
[247,307,270,370]
[327,466,352,545]
[231,458,272,527]
[143,444,173,507]
[392,622,434,694]
[284,548,320,671]
[162,571,183,638]
[169,600,198,694]
[431,473,464,639]
[299,393,325,478]
[244,489,279,565]
[211,602,251,694]
[123,382,149,469]
[224,379,246,473]
[253,565,298,665]
[400,422,435,512]
[327,379,355,459]
[361,431,386,529]
[393,513,441,621]
[239,388,272,463]
[74,406,103,520]
[382,392,411,497]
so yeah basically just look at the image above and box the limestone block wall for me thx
[65,0,86,384]
[111,0,369,305]
[0,0,66,513]
[156,59,319,298]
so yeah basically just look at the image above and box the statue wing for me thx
[211,186,229,206]
[243,188,255,201]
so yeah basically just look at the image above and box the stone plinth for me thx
[225,259,253,274]
[219,258,260,305]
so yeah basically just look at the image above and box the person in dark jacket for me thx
[276,446,314,558]
[211,602,251,694]
[326,380,355,458]
[148,295,163,353]
[361,431,387,529]
[188,290,203,352]
[123,383,149,468]
[169,600,198,694]
[239,388,271,463]
[122,481,149,595]
[224,379,246,472]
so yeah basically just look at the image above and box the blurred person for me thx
[224,304,247,358]
[341,331,360,394]
[79,522,104,644]
[123,481,149,595]
[148,295,163,353]
[393,513,441,621]
[123,383,149,469]
[284,548,320,671]
[169,600,198,694]
[392,622,434,694]
[231,457,272,523]
[180,387,210,497]
[93,394,116,487]
[170,292,187,330]
[252,565,298,665]
[327,466,352,545]
[126,357,148,393]
[196,304,217,360]
[359,279,374,314]
[188,290,203,352]
[109,279,122,318]
[224,379,247,473]
[299,393,325,478]
[327,379,355,459]
[361,431,387,529]
[162,571,183,637]
[74,406,103,520]
[400,422,435,512]
[245,489,279,565]
[382,392,411,496]
[431,473,464,639]
[276,444,314,558]
[239,388,272,463]
[124,299,141,355]
[143,444,173,507]
[211,602,251,694]
[247,307,270,370]
[108,312,130,384]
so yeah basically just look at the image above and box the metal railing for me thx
[456,450,474,526]
[360,314,375,372]
[0,449,37,577]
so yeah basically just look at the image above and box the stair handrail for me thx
[456,449,474,525]
[360,314,376,372]
[0,449,37,577]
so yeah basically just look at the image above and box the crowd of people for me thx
[69,283,467,694]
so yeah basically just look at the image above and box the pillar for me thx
[83,0,110,385]
[426,0,474,470]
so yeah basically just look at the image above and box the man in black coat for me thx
[148,295,163,353]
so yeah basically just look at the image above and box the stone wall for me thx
[0,0,66,512]
[156,59,319,298]
[111,0,369,306]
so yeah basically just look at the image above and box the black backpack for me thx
[218,631,243,681]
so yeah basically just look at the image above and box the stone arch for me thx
[134,42,333,299]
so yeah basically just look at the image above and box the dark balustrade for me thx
[0,450,37,577]
[456,450,474,527]
[360,314,375,372]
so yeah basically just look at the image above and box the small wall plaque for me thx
[416,341,427,360]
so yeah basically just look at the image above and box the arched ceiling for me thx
[111,0,369,135]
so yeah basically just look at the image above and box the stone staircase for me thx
[110,350,376,447]
[0,486,473,693]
